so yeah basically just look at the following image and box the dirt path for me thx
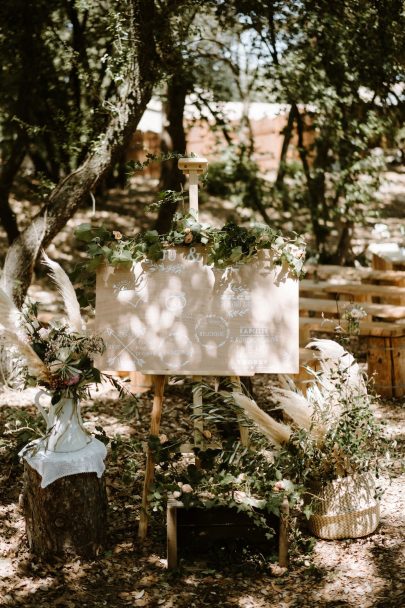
[0,381,403,608]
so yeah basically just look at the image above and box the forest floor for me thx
[0,171,404,607]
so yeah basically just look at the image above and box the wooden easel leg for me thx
[230,376,250,447]
[278,497,289,568]
[167,499,178,569]
[138,374,166,541]
[192,375,203,448]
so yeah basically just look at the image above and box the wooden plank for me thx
[392,336,405,398]
[299,316,405,338]
[95,250,299,374]
[367,335,405,399]
[129,372,153,393]
[138,375,166,541]
[367,337,394,398]
[167,498,180,569]
[299,297,405,320]
[304,264,405,284]
[300,280,405,298]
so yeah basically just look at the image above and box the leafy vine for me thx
[76,211,306,277]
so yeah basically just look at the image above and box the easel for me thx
[138,157,207,540]
[138,374,249,540]
[136,158,289,567]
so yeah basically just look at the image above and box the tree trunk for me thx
[155,75,188,234]
[292,103,326,252]
[331,221,354,265]
[2,0,177,307]
[274,105,295,210]
[22,464,107,560]
[0,189,20,244]
[0,136,26,244]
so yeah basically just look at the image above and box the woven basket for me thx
[308,473,380,540]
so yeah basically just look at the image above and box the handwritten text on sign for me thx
[95,248,299,375]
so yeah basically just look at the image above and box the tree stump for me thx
[22,463,107,560]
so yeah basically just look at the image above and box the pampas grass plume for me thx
[232,392,291,447]
[42,252,85,333]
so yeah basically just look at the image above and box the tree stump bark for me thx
[22,463,107,560]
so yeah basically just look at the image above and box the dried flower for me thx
[38,327,49,340]
[113,231,123,240]
[21,301,105,400]
[64,374,81,386]
[344,305,367,320]
[181,484,193,493]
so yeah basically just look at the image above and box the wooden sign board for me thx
[95,248,299,375]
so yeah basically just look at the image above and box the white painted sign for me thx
[95,248,299,375]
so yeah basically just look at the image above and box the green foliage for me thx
[148,433,300,538]
[276,377,390,486]
[222,0,405,260]
[1,408,45,453]
[146,189,185,213]
[0,0,130,181]
[279,399,388,486]
[76,206,306,277]
[126,151,186,175]
[204,145,270,211]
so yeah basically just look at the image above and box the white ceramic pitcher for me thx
[35,390,91,453]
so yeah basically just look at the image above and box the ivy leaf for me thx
[75,223,95,242]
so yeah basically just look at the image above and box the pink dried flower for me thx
[64,374,81,386]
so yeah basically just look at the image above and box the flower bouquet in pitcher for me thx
[0,253,113,454]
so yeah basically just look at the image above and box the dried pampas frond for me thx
[306,338,367,395]
[232,392,291,447]
[272,385,327,444]
[0,288,49,379]
[42,252,85,333]
[271,388,313,430]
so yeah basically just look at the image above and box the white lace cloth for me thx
[19,437,107,488]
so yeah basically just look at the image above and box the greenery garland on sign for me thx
[75,211,306,277]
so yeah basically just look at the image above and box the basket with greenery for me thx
[231,339,389,539]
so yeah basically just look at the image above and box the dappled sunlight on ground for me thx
[0,382,404,607]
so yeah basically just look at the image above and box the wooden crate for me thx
[167,498,289,569]
[298,318,405,398]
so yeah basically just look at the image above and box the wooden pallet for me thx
[304,264,405,285]
[298,321,405,398]
[300,280,405,305]
[298,265,405,398]
[299,297,405,321]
